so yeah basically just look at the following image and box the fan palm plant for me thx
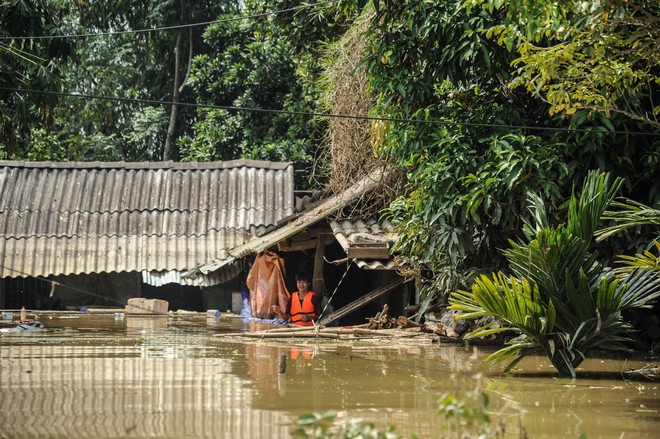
[450,171,660,377]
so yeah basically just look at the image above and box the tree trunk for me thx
[163,28,184,160]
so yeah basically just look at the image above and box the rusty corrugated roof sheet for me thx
[0,160,294,279]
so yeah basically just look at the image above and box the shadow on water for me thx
[0,313,658,439]
[507,370,657,382]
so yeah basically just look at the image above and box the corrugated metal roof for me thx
[0,160,293,279]
[327,218,406,270]
[142,261,242,287]
[354,259,404,270]
[196,167,388,275]
[330,218,396,250]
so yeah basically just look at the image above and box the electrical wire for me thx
[3,86,656,136]
[1,3,657,136]
[0,0,340,41]
[315,260,353,327]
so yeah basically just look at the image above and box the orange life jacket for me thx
[290,291,317,326]
[291,346,312,360]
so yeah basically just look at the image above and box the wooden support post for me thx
[312,233,327,296]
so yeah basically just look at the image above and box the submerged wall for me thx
[202,279,240,313]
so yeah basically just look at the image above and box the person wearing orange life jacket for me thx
[271,272,321,326]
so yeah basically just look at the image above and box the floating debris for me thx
[624,364,659,381]
[212,305,506,347]
[0,321,44,333]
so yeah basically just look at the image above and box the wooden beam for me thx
[346,244,390,259]
[312,234,327,296]
[278,239,318,252]
[318,277,404,326]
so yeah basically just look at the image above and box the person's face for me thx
[297,280,310,292]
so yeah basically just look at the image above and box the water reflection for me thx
[0,315,658,439]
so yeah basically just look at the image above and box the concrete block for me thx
[125,298,169,315]
[231,292,242,314]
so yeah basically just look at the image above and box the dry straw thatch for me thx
[316,7,405,221]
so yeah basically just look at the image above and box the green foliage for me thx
[264,0,366,55]
[125,107,169,160]
[450,171,660,377]
[293,375,526,438]
[364,0,572,299]
[179,0,363,186]
[467,0,660,127]
[597,199,660,243]
[20,128,84,161]
[596,198,660,276]
[0,0,73,155]
[53,32,170,161]
[363,0,659,308]
[182,15,317,164]
[293,410,399,439]
[614,241,660,277]
[1,1,238,161]
[1,0,364,175]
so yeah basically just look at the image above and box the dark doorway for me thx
[141,283,203,311]
[3,277,55,309]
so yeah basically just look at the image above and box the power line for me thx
[2,86,658,136]
[0,0,339,41]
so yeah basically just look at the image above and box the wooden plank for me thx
[318,277,404,326]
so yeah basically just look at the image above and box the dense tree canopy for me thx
[179,7,319,174]
[0,0,72,158]
[364,0,659,300]
[178,0,363,187]
[467,0,660,128]
[0,0,356,187]
[1,0,241,161]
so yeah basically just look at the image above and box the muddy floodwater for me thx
[0,314,658,439]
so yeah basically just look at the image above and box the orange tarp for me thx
[246,251,290,319]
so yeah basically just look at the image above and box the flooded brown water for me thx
[0,314,658,439]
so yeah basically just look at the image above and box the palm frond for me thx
[521,191,550,239]
[505,230,598,303]
[596,199,660,242]
[449,171,657,376]
[566,171,622,242]
[615,268,660,310]
[613,241,660,275]
[451,273,555,337]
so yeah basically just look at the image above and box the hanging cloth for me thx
[246,250,290,319]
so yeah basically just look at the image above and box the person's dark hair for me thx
[295,272,311,282]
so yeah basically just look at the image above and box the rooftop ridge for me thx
[0,159,292,171]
